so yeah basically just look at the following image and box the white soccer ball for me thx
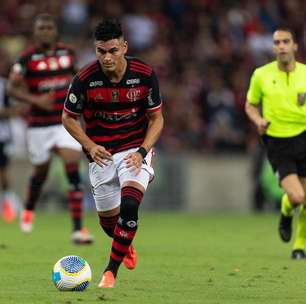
[52,255,92,291]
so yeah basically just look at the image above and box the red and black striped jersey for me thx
[11,43,76,127]
[64,56,162,159]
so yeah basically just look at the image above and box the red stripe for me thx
[112,140,143,153]
[85,115,146,129]
[112,241,129,253]
[79,62,99,78]
[114,226,136,240]
[63,107,81,118]
[130,61,152,71]
[65,163,78,172]
[90,128,144,142]
[147,105,162,113]
[130,67,152,76]
[122,190,143,203]
[86,86,149,103]
[53,103,64,111]
[79,67,99,80]
[111,252,122,262]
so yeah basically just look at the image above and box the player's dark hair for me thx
[33,13,57,28]
[94,19,123,41]
[275,26,297,42]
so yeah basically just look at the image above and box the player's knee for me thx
[120,197,139,222]
[288,191,305,205]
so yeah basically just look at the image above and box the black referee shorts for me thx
[0,142,9,169]
[262,131,306,181]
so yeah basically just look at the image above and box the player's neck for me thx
[37,42,56,53]
[278,60,296,73]
[104,59,127,83]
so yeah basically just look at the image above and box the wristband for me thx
[137,147,147,159]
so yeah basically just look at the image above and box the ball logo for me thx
[69,93,77,103]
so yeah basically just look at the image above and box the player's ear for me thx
[294,42,298,52]
[123,40,128,54]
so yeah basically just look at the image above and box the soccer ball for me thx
[52,255,92,291]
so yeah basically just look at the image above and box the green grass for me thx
[0,212,306,304]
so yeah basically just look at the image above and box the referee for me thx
[245,27,306,259]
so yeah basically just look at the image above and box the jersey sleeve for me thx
[64,75,85,117]
[10,56,27,78]
[146,70,162,112]
[246,69,262,105]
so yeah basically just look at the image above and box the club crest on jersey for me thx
[111,90,119,102]
[126,88,141,101]
[297,92,306,106]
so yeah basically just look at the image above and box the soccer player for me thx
[62,19,164,288]
[245,27,306,259]
[0,75,24,222]
[7,14,93,244]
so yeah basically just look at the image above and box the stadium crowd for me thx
[1,0,306,153]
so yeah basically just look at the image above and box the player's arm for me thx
[245,70,269,135]
[7,62,53,110]
[125,70,164,174]
[245,102,270,135]
[62,77,112,166]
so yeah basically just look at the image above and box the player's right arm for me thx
[245,69,270,135]
[62,76,112,166]
[7,60,53,111]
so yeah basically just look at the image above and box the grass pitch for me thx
[0,212,305,304]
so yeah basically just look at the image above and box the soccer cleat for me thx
[291,249,306,260]
[123,245,138,270]
[2,199,16,223]
[20,210,34,233]
[278,213,292,242]
[71,227,94,245]
[98,271,116,288]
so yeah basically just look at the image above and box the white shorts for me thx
[27,124,81,165]
[89,148,155,212]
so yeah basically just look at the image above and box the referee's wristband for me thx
[137,147,148,159]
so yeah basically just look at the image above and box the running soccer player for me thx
[7,13,93,244]
[62,19,164,287]
[245,27,306,259]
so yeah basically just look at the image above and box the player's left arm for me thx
[125,70,164,174]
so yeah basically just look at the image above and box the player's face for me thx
[95,38,128,73]
[34,19,58,48]
[273,30,297,64]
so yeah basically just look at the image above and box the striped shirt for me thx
[11,43,75,127]
[64,57,162,159]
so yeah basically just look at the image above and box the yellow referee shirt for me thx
[247,61,306,137]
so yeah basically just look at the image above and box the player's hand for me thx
[33,92,54,111]
[89,145,113,167]
[124,152,143,175]
[256,118,270,135]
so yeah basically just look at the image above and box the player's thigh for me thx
[27,127,54,165]
[54,125,81,153]
[89,162,121,212]
[57,147,81,163]
[281,174,305,204]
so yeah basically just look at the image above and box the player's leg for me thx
[279,174,305,242]
[0,142,16,222]
[57,147,93,244]
[21,162,50,232]
[99,148,154,288]
[291,177,306,259]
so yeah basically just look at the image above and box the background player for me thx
[7,13,93,244]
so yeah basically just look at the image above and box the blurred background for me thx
[1,0,303,213]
